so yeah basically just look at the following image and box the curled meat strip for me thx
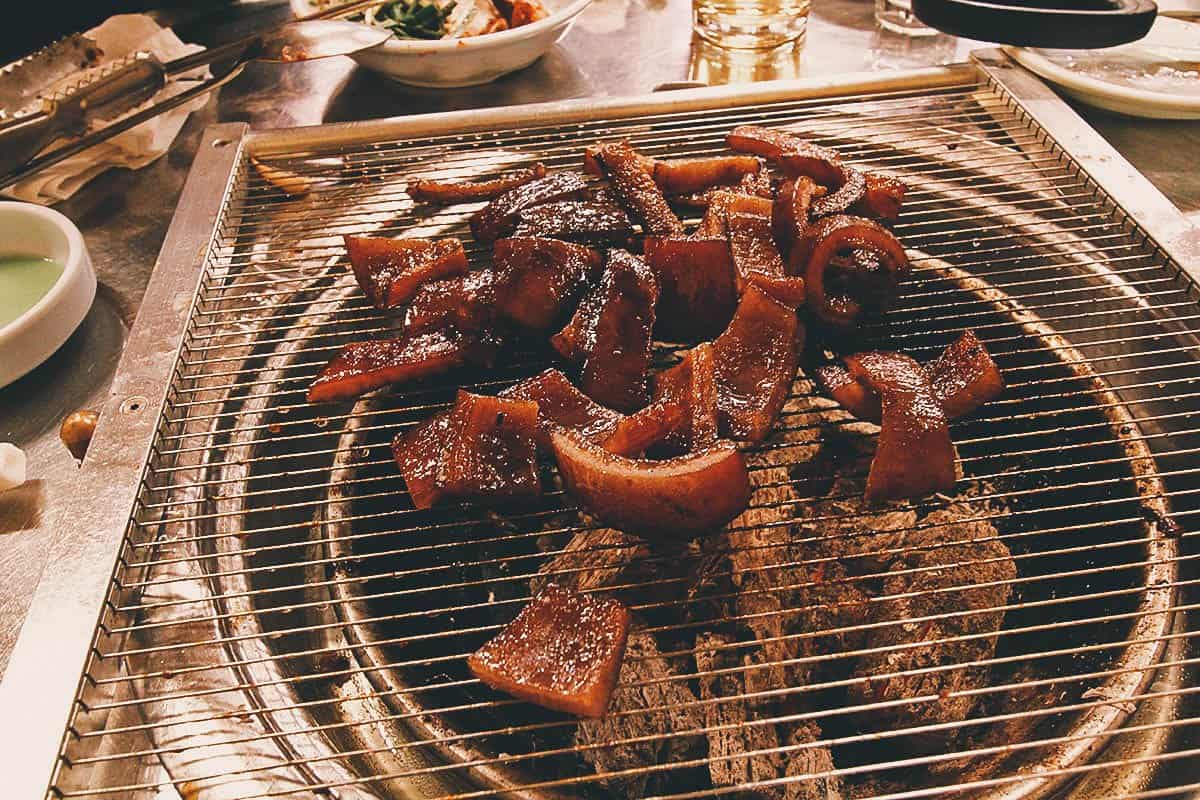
[795,214,909,328]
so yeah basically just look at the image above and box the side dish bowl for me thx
[0,202,96,389]
[291,0,593,87]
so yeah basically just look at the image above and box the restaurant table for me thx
[0,0,1197,677]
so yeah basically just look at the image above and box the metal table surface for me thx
[0,0,1196,679]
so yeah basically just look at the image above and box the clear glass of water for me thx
[692,0,812,50]
[874,0,938,36]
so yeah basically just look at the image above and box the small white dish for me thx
[1007,16,1200,119]
[0,202,96,389]
[291,0,593,87]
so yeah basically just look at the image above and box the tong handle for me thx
[0,55,167,178]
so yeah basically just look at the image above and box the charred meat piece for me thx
[652,342,720,455]
[407,163,547,204]
[403,269,496,336]
[602,400,686,457]
[846,351,957,503]
[652,155,763,194]
[345,235,469,309]
[392,390,541,508]
[500,368,622,451]
[493,237,602,331]
[925,330,1006,421]
[469,171,588,243]
[595,141,685,237]
[816,331,1004,424]
[796,214,909,328]
[514,200,633,244]
[643,236,739,340]
[737,168,776,199]
[848,508,1015,739]
[576,629,706,797]
[308,331,472,402]
[772,176,822,262]
[726,125,814,162]
[551,431,751,540]
[552,249,658,413]
[712,285,803,443]
[850,172,907,222]
[468,583,631,717]
[438,390,541,502]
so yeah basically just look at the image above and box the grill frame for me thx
[3,49,1200,799]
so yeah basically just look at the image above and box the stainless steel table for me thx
[0,0,1196,677]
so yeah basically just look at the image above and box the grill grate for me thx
[20,60,1200,800]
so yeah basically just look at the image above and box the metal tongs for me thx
[0,0,389,191]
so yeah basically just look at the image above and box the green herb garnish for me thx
[352,0,457,40]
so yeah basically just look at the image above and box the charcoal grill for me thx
[4,50,1200,800]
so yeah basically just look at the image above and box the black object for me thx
[911,0,1157,48]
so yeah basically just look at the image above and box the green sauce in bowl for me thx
[0,256,64,329]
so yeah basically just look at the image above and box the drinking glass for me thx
[874,0,938,36]
[692,0,811,50]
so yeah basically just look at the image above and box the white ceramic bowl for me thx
[0,202,96,389]
[292,0,593,87]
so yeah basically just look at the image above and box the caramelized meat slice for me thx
[595,141,685,237]
[814,362,883,424]
[583,143,654,176]
[712,285,802,443]
[493,237,602,330]
[392,390,541,508]
[407,163,546,204]
[652,342,719,455]
[925,330,1005,420]
[796,214,909,328]
[391,412,452,509]
[438,390,541,502]
[308,331,470,402]
[643,236,738,340]
[403,269,496,336]
[851,172,907,222]
[551,431,751,539]
[501,368,622,450]
[601,400,685,457]
[772,176,822,261]
[468,583,631,718]
[551,250,658,413]
[727,194,786,284]
[726,125,809,161]
[652,155,762,194]
[345,235,469,309]
[808,165,867,218]
[846,351,957,502]
[816,331,1004,424]
[514,200,633,244]
[469,171,588,243]
[584,145,761,196]
[725,195,808,306]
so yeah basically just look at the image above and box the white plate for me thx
[0,202,96,389]
[291,0,593,87]
[1007,16,1200,119]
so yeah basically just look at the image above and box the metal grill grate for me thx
[13,57,1200,800]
